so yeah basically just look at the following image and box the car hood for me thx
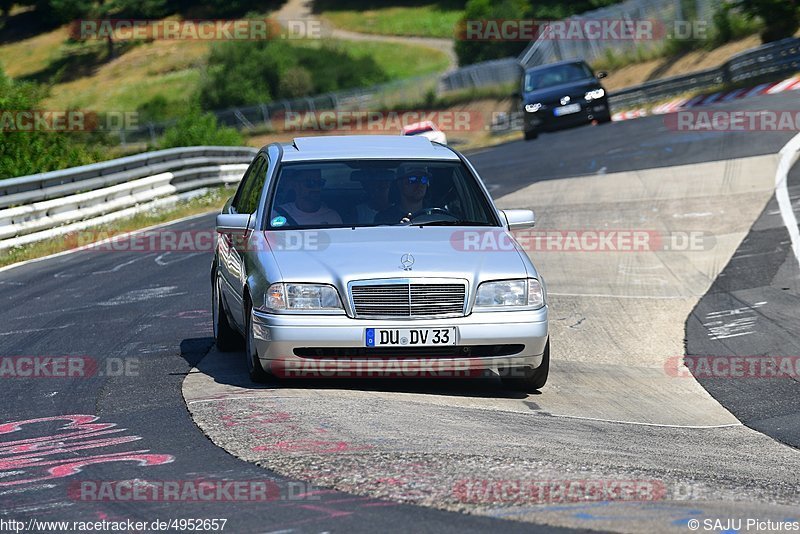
[262,226,532,289]
[524,79,601,104]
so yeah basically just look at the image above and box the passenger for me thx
[275,169,342,226]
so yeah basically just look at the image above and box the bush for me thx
[709,4,763,47]
[278,67,313,99]
[198,40,388,109]
[136,95,192,123]
[0,68,108,179]
[159,108,243,148]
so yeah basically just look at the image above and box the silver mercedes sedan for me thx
[211,135,549,390]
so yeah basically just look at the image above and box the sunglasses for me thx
[403,175,430,185]
[301,178,326,188]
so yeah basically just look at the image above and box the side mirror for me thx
[511,91,522,99]
[216,213,253,234]
[596,71,608,79]
[501,209,535,231]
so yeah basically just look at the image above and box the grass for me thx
[0,26,71,78]
[42,39,209,112]
[320,5,462,38]
[14,32,449,115]
[0,185,233,269]
[293,39,450,80]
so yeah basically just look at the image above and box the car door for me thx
[220,155,268,328]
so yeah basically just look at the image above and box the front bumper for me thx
[251,308,548,376]
[525,100,610,131]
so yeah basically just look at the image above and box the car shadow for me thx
[179,338,532,400]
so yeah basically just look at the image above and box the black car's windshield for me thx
[524,62,594,91]
[266,160,499,230]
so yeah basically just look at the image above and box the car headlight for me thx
[525,102,542,113]
[474,278,545,310]
[584,88,605,101]
[266,283,343,311]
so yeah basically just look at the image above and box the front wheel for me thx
[244,299,271,383]
[523,129,539,141]
[502,339,549,391]
[212,274,243,352]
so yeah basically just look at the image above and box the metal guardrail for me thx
[0,146,257,250]
[608,37,800,108]
[124,74,441,146]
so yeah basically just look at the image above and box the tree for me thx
[736,0,799,42]
[455,0,531,66]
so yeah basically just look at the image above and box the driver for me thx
[374,166,431,224]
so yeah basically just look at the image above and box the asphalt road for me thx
[469,91,800,198]
[2,89,800,533]
[686,150,800,448]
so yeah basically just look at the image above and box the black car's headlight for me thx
[525,102,543,113]
[474,278,545,310]
[266,283,343,311]
[584,88,605,101]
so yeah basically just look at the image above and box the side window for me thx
[233,156,268,214]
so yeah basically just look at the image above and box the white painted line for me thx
[0,209,219,275]
[776,133,800,266]
[542,412,741,429]
[768,76,800,94]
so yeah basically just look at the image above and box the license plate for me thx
[554,103,581,116]
[365,327,456,347]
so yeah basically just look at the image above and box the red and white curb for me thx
[611,75,800,122]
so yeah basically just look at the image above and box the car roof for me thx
[524,59,589,74]
[277,135,459,162]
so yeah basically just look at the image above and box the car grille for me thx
[351,282,466,318]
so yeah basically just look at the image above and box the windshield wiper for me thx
[417,220,489,226]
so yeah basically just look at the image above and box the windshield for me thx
[524,62,594,91]
[267,159,499,229]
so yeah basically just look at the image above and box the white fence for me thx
[0,147,257,250]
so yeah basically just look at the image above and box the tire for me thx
[244,298,271,383]
[212,274,243,352]
[503,339,550,391]
[524,129,539,141]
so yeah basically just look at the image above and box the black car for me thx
[517,60,610,140]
